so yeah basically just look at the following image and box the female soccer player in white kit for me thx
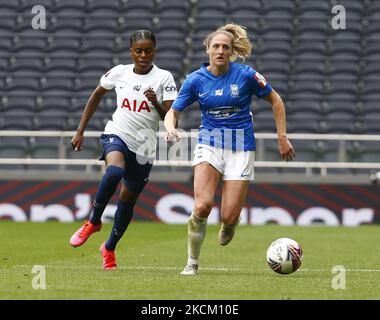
[164,24,295,275]
[69,30,177,270]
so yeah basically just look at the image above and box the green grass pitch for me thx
[1,221,380,300]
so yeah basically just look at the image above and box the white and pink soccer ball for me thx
[266,238,303,275]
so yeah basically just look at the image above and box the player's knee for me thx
[194,201,213,217]
[119,187,139,202]
[105,165,124,183]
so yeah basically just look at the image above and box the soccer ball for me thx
[266,238,303,275]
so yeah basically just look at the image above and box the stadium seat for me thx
[4,76,40,92]
[9,57,44,73]
[33,115,68,131]
[29,137,61,159]
[0,141,29,169]
[83,17,119,33]
[80,37,116,54]
[86,0,120,14]
[229,0,261,20]
[0,16,16,31]
[78,57,112,73]
[46,37,82,54]
[54,0,87,13]
[35,96,71,114]
[156,0,191,19]
[13,36,46,56]
[197,0,227,12]
[49,16,83,33]
[120,0,155,11]
[0,114,33,130]
[323,100,357,115]
[298,1,330,17]
[44,56,78,73]
[286,100,322,115]
[1,96,36,114]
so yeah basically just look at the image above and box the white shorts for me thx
[192,144,255,181]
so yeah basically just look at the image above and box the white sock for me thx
[186,212,207,265]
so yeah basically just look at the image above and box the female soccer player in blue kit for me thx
[69,30,177,270]
[164,23,296,275]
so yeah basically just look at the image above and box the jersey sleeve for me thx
[161,72,178,101]
[171,76,197,112]
[247,68,273,98]
[99,64,124,90]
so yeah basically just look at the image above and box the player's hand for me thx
[143,88,158,107]
[165,129,181,142]
[278,136,295,161]
[71,132,84,151]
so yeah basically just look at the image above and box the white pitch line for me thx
[13,265,380,272]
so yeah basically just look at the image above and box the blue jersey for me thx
[172,62,272,151]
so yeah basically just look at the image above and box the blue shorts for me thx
[99,134,153,194]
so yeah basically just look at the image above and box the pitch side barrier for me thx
[0,130,379,177]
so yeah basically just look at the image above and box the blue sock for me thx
[105,199,135,251]
[89,165,124,226]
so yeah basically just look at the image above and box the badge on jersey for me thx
[254,72,268,88]
[230,84,239,98]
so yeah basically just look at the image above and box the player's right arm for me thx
[164,75,197,141]
[164,108,181,141]
[71,85,109,151]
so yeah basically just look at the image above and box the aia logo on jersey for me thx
[254,72,267,88]
[121,98,151,112]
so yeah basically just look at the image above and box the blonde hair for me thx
[203,23,253,61]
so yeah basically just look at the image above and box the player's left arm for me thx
[263,90,296,161]
[143,88,173,120]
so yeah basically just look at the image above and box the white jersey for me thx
[100,64,177,157]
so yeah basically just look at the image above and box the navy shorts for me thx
[99,134,153,194]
